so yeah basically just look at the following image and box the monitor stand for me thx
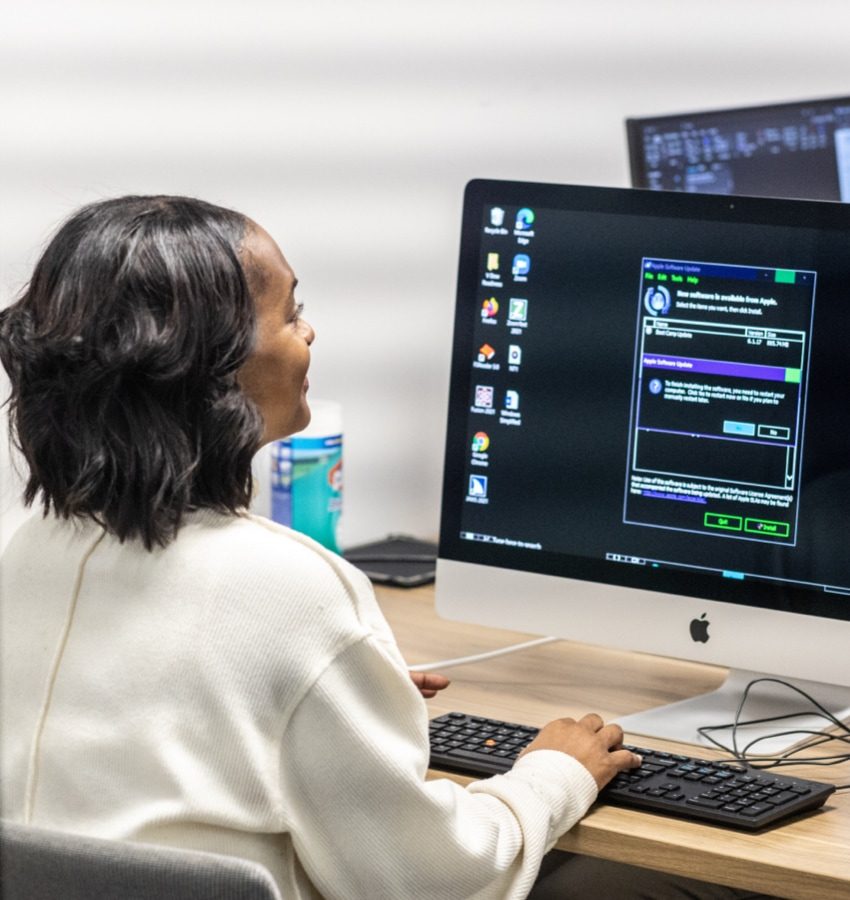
[616,669,850,756]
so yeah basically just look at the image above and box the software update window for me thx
[625,257,815,548]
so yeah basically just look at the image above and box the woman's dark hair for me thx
[0,195,265,550]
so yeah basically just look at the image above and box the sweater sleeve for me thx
[278,633,598,900]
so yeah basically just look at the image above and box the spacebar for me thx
[443,749,513,770]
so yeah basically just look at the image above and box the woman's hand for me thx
[518,712,642,789]
[409,671,451,698]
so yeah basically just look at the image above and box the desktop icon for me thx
[468,474,488,498]
[474,385,494,408]
[515,208,535,230]
[689,613,710,643]
[478,343,496,362]
[490,207,506,227]
[508,344,522,366]
[644,284,671,316]
[508,298,528,322]
[512,254,531,278]
[487,252,500,271]
[504,389,520,411]
[481,297,499,318]
[471,431,490,452]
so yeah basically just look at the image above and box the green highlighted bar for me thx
[785,368,801,383]
[705,513,742,531]
[745,518,790,538]
[774,269,796,284]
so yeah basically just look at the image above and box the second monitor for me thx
[626,94,850,201]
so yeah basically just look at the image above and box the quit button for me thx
[705,513,742,531]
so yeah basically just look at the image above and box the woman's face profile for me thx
[238,224,315,444]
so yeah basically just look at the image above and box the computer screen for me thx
[436,179,850,747]
[626,95,850,201]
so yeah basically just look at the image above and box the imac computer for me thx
[436,179,850,751]
[626,95,850,201]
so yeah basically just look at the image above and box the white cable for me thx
[408,636,560,672]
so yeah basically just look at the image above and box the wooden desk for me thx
[374,583,850,900]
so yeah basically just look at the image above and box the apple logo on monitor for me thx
[689,613,710,643]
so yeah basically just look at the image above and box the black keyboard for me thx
[429,712,836,830]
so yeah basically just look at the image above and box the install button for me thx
[705,513,742,531]
[745,518,790,538]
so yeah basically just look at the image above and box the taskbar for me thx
[459,531,542,551]
[605,552,850,597]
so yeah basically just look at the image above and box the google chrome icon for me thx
[471,432,490,452]
[481,297,499,318]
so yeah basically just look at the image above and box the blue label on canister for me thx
[270,434,342,553]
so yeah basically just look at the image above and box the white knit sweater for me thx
[0,510,598,899]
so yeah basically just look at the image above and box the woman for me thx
[0,197,761,899]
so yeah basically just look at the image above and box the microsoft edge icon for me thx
[515,208,535,230]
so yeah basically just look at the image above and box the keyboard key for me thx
[447,747,512,765]
[739,803,773,817]
[687,796,725,809]
[767,791,798,806]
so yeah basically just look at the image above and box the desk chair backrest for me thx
[0,820,284,900]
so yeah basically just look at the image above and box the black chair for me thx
[0,820,283,900]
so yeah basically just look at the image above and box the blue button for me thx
[723,421,755,436]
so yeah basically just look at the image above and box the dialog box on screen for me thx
[623,257,816,546]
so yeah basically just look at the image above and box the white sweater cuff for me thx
[469,749,599,847]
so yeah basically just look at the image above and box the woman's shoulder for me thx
[168,511,391,673]
[4,509,382,641]
[176,509,378,624]
[180,510,353,573]
[1,512,102,568]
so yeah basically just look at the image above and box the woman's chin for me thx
[289,404,311,437]
[299,398,312,427]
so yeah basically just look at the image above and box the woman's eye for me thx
[289,302,304,323]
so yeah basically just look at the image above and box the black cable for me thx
[696,677,850,774]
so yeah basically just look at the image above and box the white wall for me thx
[2,0,849,551]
